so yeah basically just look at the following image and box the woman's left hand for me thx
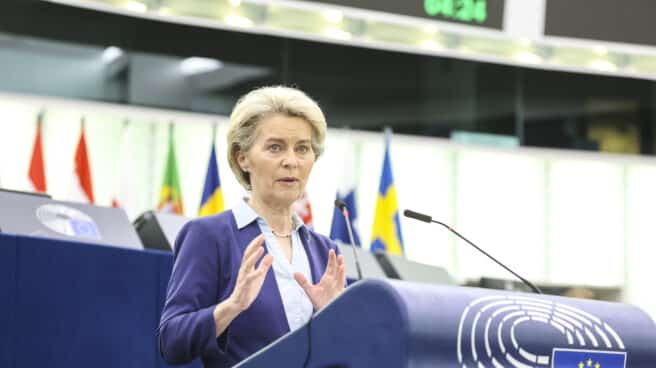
[294,249,346,310]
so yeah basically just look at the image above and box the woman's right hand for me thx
[228,234,273,312]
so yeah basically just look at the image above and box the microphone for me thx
[403,209,542,294]
[335,199,363,280]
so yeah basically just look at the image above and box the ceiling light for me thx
[125,1,147,13]
[589,59,616,72]
[593,45,608,56]
[157,6,172,15]
[180,57,224,76]
[422,25,438,35]
[323,10,343,23]
[419,40,442,50]
[515,51,542,64]
[324,28,351,40]
[102,46,124,64]
[225,14,254,28]
[518,37,531,48]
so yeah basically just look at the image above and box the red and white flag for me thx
[69,119,95,204]
[28,112,47,193]
[293,192,314,228]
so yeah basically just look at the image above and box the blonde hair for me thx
[226,86,327,190]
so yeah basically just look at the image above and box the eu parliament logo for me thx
[70,219,100,238]
[457,295,627,367]
[552,348,626,367]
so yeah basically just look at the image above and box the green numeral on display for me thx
[473,0,487,22]
[424,0,440,16]
[424,0,487,23]
[441,0,455,16]
[455,0,474,21]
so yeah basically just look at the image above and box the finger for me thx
[330,255,344,285]
[242,234,265,261]
[247,254,273,281]
[256,254,273,273]
[325,249,337,277]
[294,272,312,292]
[336,264,346,288]
[335,255,346,287]
[238,248,262,280]
[242,245,265,273]
[243,234,265,262]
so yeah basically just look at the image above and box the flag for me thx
[551,348,626,367]
[70,118,95,203]
[112,121,137,217]
[198,132,224,217]
[329,141,361,246]
[293,192,314,227]
[370,129,404,255]
[158,124,184,214]
[28,112,47,193]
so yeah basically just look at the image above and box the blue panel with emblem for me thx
[552,348,626,367]
[237,279,656,368]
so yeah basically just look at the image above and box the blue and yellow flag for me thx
[552,348,626,367]
[370,130,404,255]
[198,139,224,217]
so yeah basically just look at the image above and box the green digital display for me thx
[304,0,503,30]
[424,0,487,23]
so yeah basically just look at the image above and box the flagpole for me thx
[384,126,392,146]
[37,109,44,151]
[37,109,44,128]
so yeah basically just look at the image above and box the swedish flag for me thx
[198,138,224,217]
[370,130,404,255]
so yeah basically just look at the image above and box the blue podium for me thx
[237,279,656,367]
[0,233,200,368]
[2,232,655,368]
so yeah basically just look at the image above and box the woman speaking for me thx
[158,86,346,367]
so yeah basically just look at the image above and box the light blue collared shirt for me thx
[232,199,313,331]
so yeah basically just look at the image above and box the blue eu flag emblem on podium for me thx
[552,348,626,367]
[70,219,100,238]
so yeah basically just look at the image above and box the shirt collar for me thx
[233,198,305,231]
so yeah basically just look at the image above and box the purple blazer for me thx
[157,210,339,367]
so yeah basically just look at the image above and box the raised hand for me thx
[228,234,273,312]
[294,249,346,310]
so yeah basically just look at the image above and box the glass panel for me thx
[548,159,624,286]
[455,149,546,282]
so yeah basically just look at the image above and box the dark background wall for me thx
[1,0,655,154]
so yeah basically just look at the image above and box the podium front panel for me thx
[237,279,656,367]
